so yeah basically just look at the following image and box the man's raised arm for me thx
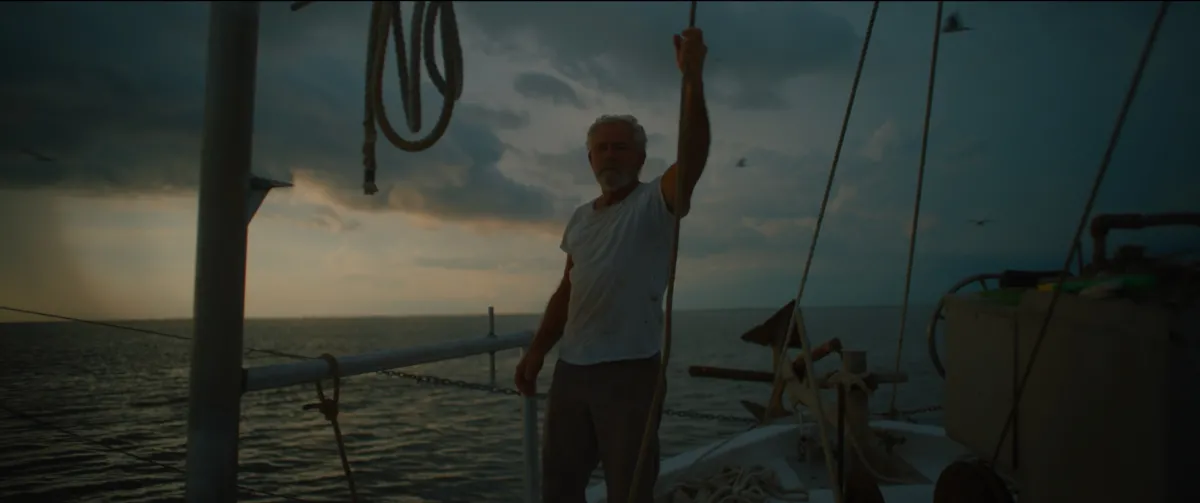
[661,27,711,218]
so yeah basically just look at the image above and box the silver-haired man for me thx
[514,27,711,503]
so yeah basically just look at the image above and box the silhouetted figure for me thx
[968,218,992,227]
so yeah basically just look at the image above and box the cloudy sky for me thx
[0,1,1196,320]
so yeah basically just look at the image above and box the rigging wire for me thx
[989,0,1173,465]
[2,303,785,502]
[0,401,313,502]
[0,305,309,361]
[767,2,883,501]
[0,305,782,420]
[886,0,946,417]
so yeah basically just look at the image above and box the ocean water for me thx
[0,306,944,503]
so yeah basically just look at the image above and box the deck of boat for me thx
[586,420,967,503]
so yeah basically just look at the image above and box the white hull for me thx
[586,420,967,503]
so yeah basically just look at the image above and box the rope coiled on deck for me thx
[669,465,809,503]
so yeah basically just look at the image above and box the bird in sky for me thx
[18,148,55,162]
[968,218,992,227]
[734,157,747,168]
[943,12,972,34]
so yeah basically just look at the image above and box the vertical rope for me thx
[304,354,358,502]
[769,3,882,502]
[990,0,1172,465]
[628,3,699,501]
[887,0,945,416]
[772,0,882,364]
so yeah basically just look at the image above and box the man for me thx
[513,27,711,503]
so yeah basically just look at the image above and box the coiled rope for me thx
[362,0,464,194]
[294,1,465,194]
[885,0,946,417]
[989,0,1172,465]
[670,465,810,503]
[628,2,700,501]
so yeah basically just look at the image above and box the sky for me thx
[0,1,1197,321]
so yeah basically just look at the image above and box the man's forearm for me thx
[681,79,711,186]
[528,286,570,357]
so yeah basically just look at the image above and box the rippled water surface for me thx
[0,307,943,502]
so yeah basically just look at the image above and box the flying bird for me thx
[734,157,747,168]
[968,218,992,227]
[942,12,972,34]
[18,148,55,162]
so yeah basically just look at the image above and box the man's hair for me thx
[585,114,648,151]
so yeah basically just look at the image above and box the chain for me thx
[874,404,943,423]
[378,369,530,396]
[378,369,944,425]
[0,303,767,427]
[661,408,757,424]
[1,305,937,429]
[900,404,943,415]
[377,369,759,424]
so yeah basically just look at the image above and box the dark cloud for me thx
[534,147,589,185]
[309,205,362,233]
[413,255,554,274]
[287,110,557,223]
[456,104,531,131]
[534,146,669,187]
[259,204,362,234]
[459,2,862,109]
[513,72,585,109]
[0,2,559,226]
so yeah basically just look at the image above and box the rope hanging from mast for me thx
[362,0,464,195]
[294,1,465,195]
[886,0,947,418]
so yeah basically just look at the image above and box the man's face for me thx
[587,121,646,192]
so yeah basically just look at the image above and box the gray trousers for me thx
[541,354,663,503]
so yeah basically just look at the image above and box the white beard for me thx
[596,169,636,192]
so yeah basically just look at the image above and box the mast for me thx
[184,2,261,500]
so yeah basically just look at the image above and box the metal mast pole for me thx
[185,2,261,501]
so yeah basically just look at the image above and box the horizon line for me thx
[0,303,938,325]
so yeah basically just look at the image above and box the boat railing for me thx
[242,313,541,502]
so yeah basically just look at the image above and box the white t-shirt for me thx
[558,177,676,365]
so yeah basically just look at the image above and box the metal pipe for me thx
[488,306,497,387]
[521,347,541,503]
[836,382,846,495]
[243,331,534,392]
[1088,212,1200,270]
[184,2,261,501]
